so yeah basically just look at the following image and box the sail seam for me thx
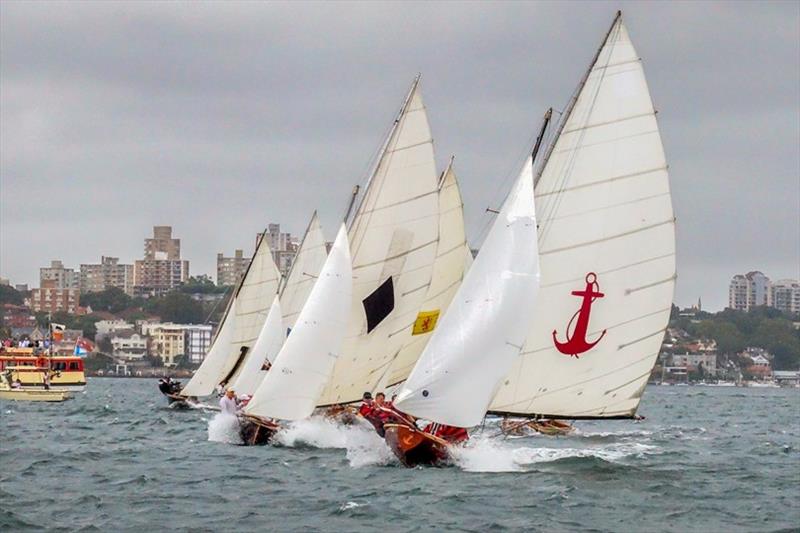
[540,252,676,289]
[551,128,659,155]
[617,327,668,350]
[591,58,641,71]
[544,191,672,222]
[603,369,652,396]
[401,282,431,297]
[355,189,439,216]
[540,218,674,255]
[536,165,667,198]
[561,111,654,135]
[625,274,677,295]
[353,238,438,269]
[386,138,433,155]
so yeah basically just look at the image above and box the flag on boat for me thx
[74,337,94,357]
[51,323,66,341]
[412,310,440,335]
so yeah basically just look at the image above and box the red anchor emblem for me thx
[553,272,607,358]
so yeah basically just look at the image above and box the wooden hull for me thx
[238,415,279,446]
[0,388,71,402]
[384,423,451,467]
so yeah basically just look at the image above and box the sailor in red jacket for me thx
[358,391,374,417]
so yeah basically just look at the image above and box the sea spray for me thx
[207,413,242,444]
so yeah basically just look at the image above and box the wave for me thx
[207,413,242,445]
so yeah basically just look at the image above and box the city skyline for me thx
[1,2,799,311]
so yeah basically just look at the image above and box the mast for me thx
[530,108,552,166]
[342,186,360,225]
[348,74,422,231]
[279,212,317,296]
[533,11,622,188]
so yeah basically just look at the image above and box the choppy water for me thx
[1,378,798,532]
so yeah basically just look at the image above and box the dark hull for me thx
[384,423,450,467]
[238,415,279,446]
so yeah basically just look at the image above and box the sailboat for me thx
[226,211,329,398]
[171,229,281,403]
[489,11,676,428]
[386,156,540,466]
[316,76,464,409]
[385,11,676,465]
[239,225,353,444]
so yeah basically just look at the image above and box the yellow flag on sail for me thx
[412,310,440,335]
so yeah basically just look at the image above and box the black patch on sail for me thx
[363,277,395,333]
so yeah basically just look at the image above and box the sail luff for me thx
[534,11,622,188]
[228,296,285,397]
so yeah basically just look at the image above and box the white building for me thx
[771,279,800,315]
[671,353,717,375]
[95,319,135,338]
[40,260,80,289]
[111,332,148,360]
[728,271,771,311]
[140,322,213,365]
[184,325,213,364]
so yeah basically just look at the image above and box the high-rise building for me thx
[729,271,772,311]
[30,279,80,314]
[40,260,80,289]
[770,279,800,315]
[134,226,189,296]
[216,249,250,286]
[80,256,135,295]
[259,223,299,276]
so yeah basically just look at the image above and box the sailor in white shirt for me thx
[219,388,239,416]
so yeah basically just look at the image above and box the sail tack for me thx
[228,296,285,397]
[245,225,353,421]
[396,157,540,428]
[317,78,441,405]
[182,232,281,397]
[490,16,676,419]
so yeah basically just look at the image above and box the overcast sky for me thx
[1,1,798,311]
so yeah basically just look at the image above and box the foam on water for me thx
[451,434,661,473]
[274,416,396,467]
[207,413,242,445]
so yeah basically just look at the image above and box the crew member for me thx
[220,388,239,416]
[358,391,373,417]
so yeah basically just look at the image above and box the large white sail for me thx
[279,211,328,330]
[228,296,285,397]
[245,225,353,421]
[490,14,676,419]
[182,232,281,397]
[396,157,540,428]
[317,78,441,405]
[383,161,469,388]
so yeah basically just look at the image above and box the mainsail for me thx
[245,225,353,421]
[279,211,329,330]
[383,159,470,388]
[395,157,540,428]
[490,13,676,419]
[317,77,441,405]
[181,231,281,397]
[227,296,285,397]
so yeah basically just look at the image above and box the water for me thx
[1,379,798,532]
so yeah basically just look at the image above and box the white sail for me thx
[396,157,540,428]
[490,15,676,419]
[280,211,328,330]
[384,161,469,388]
[228,296,285,397]
[317,78,441,405]
[245,225,353,421]
[181,232,281,397]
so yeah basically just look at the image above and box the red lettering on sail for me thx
[552,272,607,358]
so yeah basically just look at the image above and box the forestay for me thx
[490,15,676,419]
[245,225,353,421]
[181,232,281,397]
[228,296,285,397]
[396,157,540,428]
[279,211,328,330]
[317,78,440,405]
[384,161,470,388]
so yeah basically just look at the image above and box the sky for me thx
[1,1,798,311]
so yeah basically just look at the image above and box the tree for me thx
[97,336,113,354]
[145,292,204,324]
[79,287,133,314]
[0,285,23,305]
[179,275,228,295]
